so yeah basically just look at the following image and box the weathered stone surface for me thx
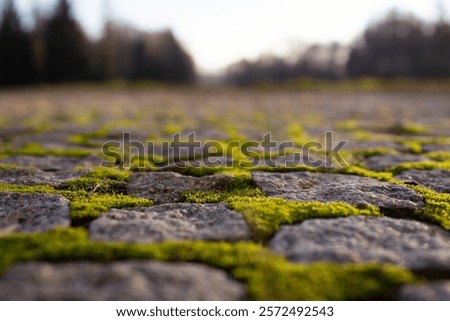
[364,153,429,171]
[269,216,450,275]
[0,155,101,171]
[0,192,70,235]
[395,169,450,193]
[128,171,231,204]
[397,281,450,300]
[0,167,88,186]
[252,171,424,217]
[89,203,251,243]
[0,261,246,300]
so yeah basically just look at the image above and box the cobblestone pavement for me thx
[0,87,449,300]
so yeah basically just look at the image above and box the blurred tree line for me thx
[226,10,450,85]
[0,0,195,86]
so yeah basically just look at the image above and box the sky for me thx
[12,0,450,74]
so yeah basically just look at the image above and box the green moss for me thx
[228,196,381,242]
[237,261,415,300]
[0,167,151,226]
[0,183,57,194]
[388,161,450,175]
[57,167,148,224]
[162,124,183,135]
[336,119,359,131]
[177,166,223,177]
[387,123,428,135]
[402,140,423,154]
[354,129,375,141]
[426,151,450,162]
[334,165,395,182]
[59,167,132,194]
[69,193,152,225]
[288,123,310,146]
[129,156,158,171]
[183,172,264,203]
[87,167,132,181]
[0,228,416,300]
[68,134,99,147]
[409,186,450,230]
[0,164,23,171]
[72,111,101,126]
[3,143,91,158]
[59,177,126,194]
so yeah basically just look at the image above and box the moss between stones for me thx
[336,119,359,132]
[0,183,57,194]
[386,123,429,136]
[387,160,450,175]
[183,171,381,242]
[68,126,112,147]
[228,197,381,243]
[59,167,132,194]
[1,143,92,158]
[183,172,264,203]
[254,163,396,182]
[288,123,310,147]
[253,164,321,173]
[68,134,99,147]
[162,123,183,136]
[333,165,395,182]
[59,167,151,225]
[129,156,158,171]
[409,185,450,231]
[330,166,450,232]
[0,164,25,171]
[177,163,449,236]
[401,140,423,154]
[0,228,417,300]
[0,166,152,226]
[67,192,152,225]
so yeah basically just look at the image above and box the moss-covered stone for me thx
[228,196,381,242]
[68,193,152,225]
[183,172,264,203]
[0,167,152,226]
[58,167,131,194]
[334,165,396,182]
[409,185,450,231]
[401,140,423,154]
[0,164,25,171]
[68,126,112,147]
[0,228,416,300]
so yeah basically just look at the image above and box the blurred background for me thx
[0,0,449,86]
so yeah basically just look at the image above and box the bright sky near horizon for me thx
[12,0,450,73]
